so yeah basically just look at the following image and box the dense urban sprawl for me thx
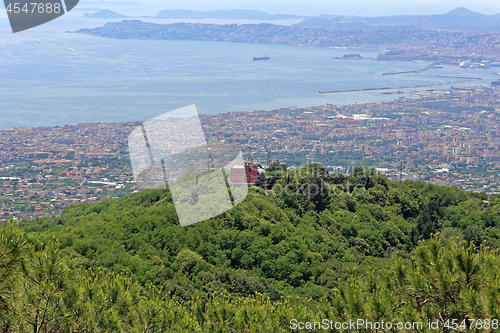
[1,86,499,221]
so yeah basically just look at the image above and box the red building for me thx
[244,161,259,185]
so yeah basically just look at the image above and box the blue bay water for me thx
[0,16,499,129]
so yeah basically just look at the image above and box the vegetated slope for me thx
[0,221,500,333]
[20,165,500,302]
[3,221,500,332]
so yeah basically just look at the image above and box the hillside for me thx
[83,9,130,19]
[2,221,500,331]
[1,164,500,331]
[18,165,500,301]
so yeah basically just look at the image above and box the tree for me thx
[416,194,443,239]
[0,220,26,331]
[265,160,288,188]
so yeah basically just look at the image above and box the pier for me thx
[428,75,483,80]
[319,78,482,94]
[382,63,440,75]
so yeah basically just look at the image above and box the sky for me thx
[1,0,500,19]
[76,0,500,17]
[1,0,500,31]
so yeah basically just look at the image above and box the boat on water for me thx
[253,55,270,61]
[492,79,500,86]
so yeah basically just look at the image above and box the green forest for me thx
[1,164,500,332]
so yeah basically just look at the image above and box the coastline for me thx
[73,20,500,65]
[1,85,499,220]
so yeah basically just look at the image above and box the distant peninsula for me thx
[156,9,305,20]
[73,20,500,65]
[83,9,130,19]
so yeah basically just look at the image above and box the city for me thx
[1,85,499,221]
[77,20,500,65]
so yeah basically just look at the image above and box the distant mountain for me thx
[445,7,484,17]
[84,9,130,19]
[295,7,500,31]
[157,9,305,20]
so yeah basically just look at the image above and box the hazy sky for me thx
[80,0,500,17]
[1,0,499,28]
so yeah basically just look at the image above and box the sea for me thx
[0,11,499,129]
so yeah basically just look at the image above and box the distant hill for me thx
[295,7,500,31]
[445,7,484,16]
[157,9,305,20]
[19,164,500,301]
[84,9,130,19]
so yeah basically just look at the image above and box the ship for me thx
[492,79,500,86]
[253,55,270,61]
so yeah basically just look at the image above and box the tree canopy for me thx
[1,165,498,331]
